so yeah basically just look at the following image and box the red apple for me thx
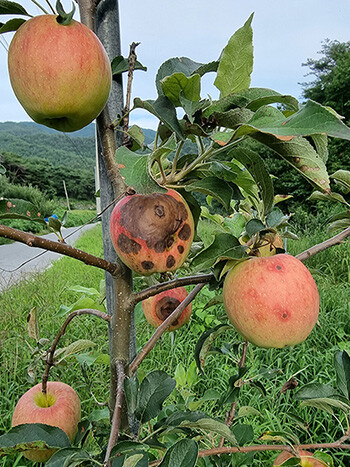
[223,254,319,348]
[274,449,326,466]
[110,189,194,275]
[11,381,81,462]
[142,287,192,331]
[8,15,111,132]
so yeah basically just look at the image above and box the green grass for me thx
[0,225,349,465]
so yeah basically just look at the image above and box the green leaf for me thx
[309,190,349,206]
[0,0,30,15]
[194,323,232,373]
[57,340,97,362]
[110,441,149,457]
[161,72,201,107]
[266,207,289,228]
[202,389,221,401]
[334,350,350,399]
[159,439,198,467]
[300,397,350,415]
[115,146,165,194]
[149,133,177,165]
[191,233,247,273]
[295,383,339,400]
[214,14,254,96]
[230,147,274,216]
[310,134,328,163]
[136,370,176,423]
[232,424,254,446]
[211,108,254,130]
[127,125,145,149]
[0,163,5,174]
[124,377,139,418]
[185,176,234,210]
[330,169,350,193]
[111,55,147,75]
[223,213,247,238]
[237,406,262,418]
[0,17,25,33]
[75,351,110,366]
[46,448,91,466]
[245,219,266,237]
[68,285,99,297]
[313,451,334,466]
[202,294,224,311]
[235,100,350,140]
[134,96,184,140]
[48,216,62,233]
[0,198,47,224]
[252,133,331,193]
[220,366,249,405]
[156,57,207,95]
[179,418,237,445]
[174,363,187,387]
[204,88,299,117]
[0,424,71,456]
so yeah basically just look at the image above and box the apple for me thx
[110,189,194,275]
[11,381,81,462]
[142,287,192,331]
[8,15,111,132]
[223,254,319,348]
[274,449,326,466]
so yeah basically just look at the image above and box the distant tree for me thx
[301,39,350,122]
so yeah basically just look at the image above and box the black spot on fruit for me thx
[154,240,166,253]
[178,223,191,241]
[276,265,282,270]
[156,296,181,324]
[117,233,141,254]
[141,261,154,270]
[177,245,184,254]
[166,255,175,268]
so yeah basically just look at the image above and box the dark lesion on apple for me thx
[156,296,181,325]
[119,194,189,252]
[117,233,141,254]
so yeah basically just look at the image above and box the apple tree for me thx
[0,0,350,466]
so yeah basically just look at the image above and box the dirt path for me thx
[0,224,98,292]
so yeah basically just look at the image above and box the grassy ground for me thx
[0,224,349,465]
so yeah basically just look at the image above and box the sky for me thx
[0,0,349,130]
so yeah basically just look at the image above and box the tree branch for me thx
[42,308,110,394]
[123,42,140,145]
[104,360,125,466]
[296,227,350,262]
[0,225,120,276]
[131,274,213,305]
[129,283,206,375]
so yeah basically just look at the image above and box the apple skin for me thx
[8,15,111,132]
[274,449,325,466]
[11,381,81,462]
[110,189,194,275]
[223,254,319,348]
[142,287,192,331]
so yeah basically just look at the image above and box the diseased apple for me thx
[8,15,111,132]
[142,287,192,331]
[11,381,81,462]
[110,189,194,275]
[274,449,326,466]
[223,254,319,348]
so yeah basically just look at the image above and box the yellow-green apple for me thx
[142,287,192,331]
[110,189,194,275]
[8,15,111,132]
[11,381,81,462]
[223,254,319,348]
[274,449,326,466]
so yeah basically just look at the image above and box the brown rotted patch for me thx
[166,255,176,269]
[117,233,141,254]
[119,194,188,252]
[177,245,184,254]
[141,261,154,270]
[178,223,192,241]
[155,296,181,325]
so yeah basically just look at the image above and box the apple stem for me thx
[129,283,206,375]
[41,309,110,394]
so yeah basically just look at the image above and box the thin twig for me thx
[149,443,350,466]
[129,283,206,374]
[0,225,120,276]
[295,227,350,262]
[41,309,110,394]
[131,274,213,305]
[123,42,140,145]
[104,360,125,466]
